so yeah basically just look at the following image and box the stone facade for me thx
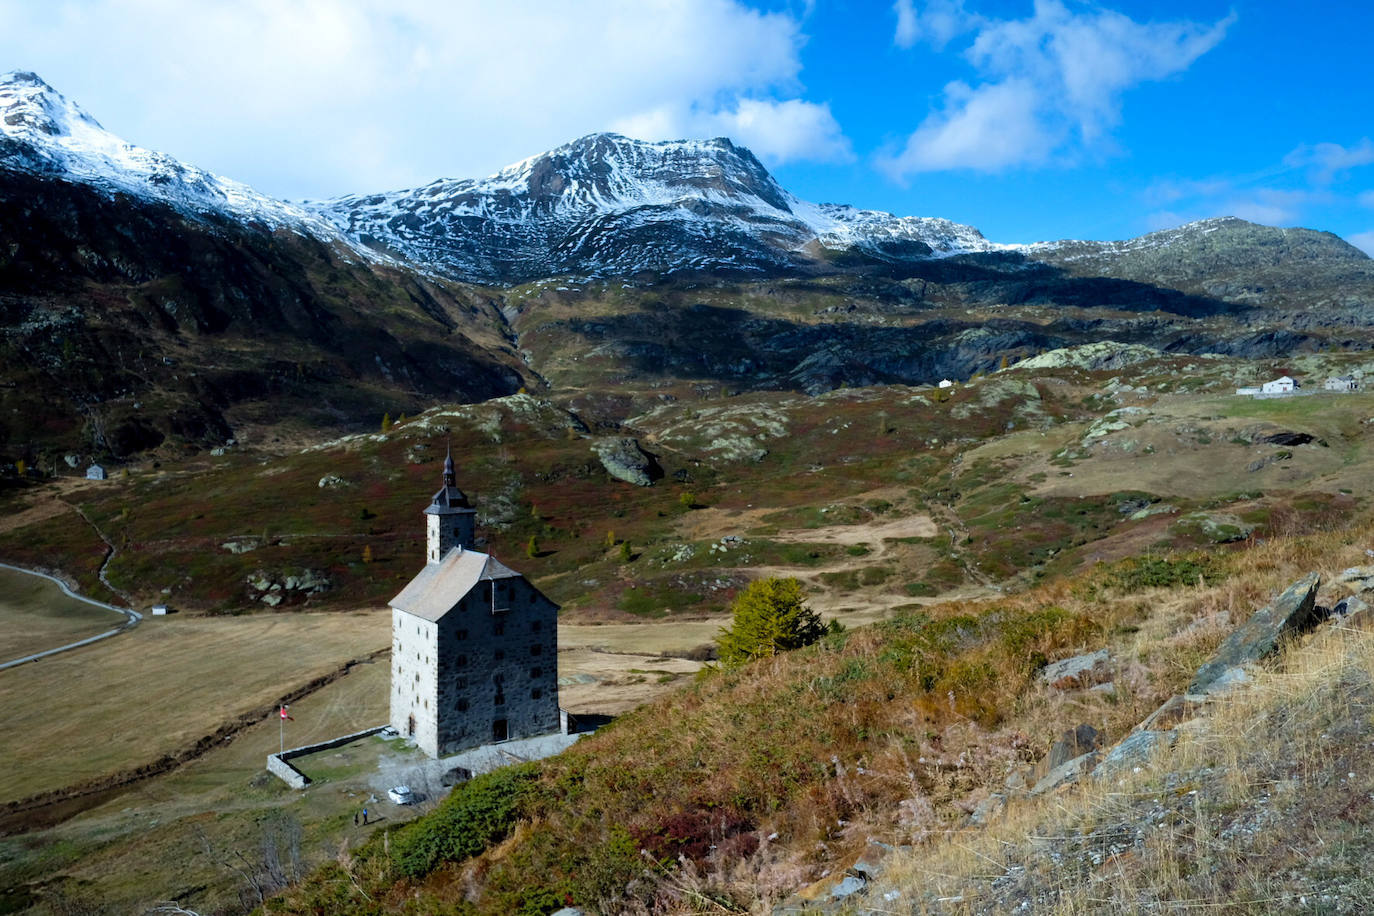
[390,452,560,758]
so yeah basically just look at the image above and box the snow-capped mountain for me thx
[0,70,346,241]
[316,132,1004,284]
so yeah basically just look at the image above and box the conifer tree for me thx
[716,577,826,668]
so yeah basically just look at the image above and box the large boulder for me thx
[1040,650,1110,690]
[1189,573,1321,694]
[590,437,661,487]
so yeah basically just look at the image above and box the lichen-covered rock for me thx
[1032,750,1098,795]
[591,437,659,486]
[1094,729,1177,781]
[1189,573,1321,693]
[1336,565,1374,592]
[1040,649,1110,690]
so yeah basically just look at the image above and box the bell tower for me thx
[424,447,477,563]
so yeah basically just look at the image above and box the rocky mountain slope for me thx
[4,69,1373,463]
[317,132,1002,283]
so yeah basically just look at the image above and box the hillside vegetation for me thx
[264,501,1374,914]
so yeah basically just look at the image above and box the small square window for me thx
[531,688,543,700]
[530,644,542,656]
[531,620,542,632]
[457,698,468,711]
[530,667,542,679]
[457,654,468,667]
[494,621,505,636]
[457,628,468,640]
[494,693,505,706]
[494,649,505,661]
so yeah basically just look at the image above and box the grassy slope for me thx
[265,512,1374,914]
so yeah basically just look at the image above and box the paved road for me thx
[0,561,142,671]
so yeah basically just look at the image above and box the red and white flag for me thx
[280,705,293,721]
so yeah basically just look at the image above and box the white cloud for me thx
[1284,139,1374,184]
[615,97,852,165]
[0,0,845,198]
[893,0,970,50]
[883,0,1233,177]
[1142,176,1335,229]
[1359,190,1374,209]
[1349,231,1374,256]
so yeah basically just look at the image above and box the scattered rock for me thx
[318,474,349,489]
[221,539,260,554]
[1136,695,1202,732]
[1189,573,1321,694]
[1032,750,1098,795]
[1129,503,1176,520]
[245,569,332,607]
[1336,566,1374,593]
[1040,649,1110,690]
[970,793,1007,826]
[1259,431,1316,447]
[1193,665,1251,696]
[1046,724,1102,772]
[63,454,80,468]
[1094,729,1178,781]
[1176,512,1256,544]
[1333,595,1370,621]
[590,437,661,487]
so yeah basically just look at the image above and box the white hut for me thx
[1324,375,1358,391]
[86,464,107,480]
[1260,376,1298,394]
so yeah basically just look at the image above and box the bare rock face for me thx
[590,437,660,487]
[1189,573,1321,694]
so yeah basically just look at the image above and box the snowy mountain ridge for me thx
[5,70,1358,289]
[0,70,351,244]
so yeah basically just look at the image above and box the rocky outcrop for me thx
[590,437,660,487]
[1040,650,1111,691]
[1189,573,1321,694]
[245,569,331,608]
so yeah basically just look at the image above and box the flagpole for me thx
[280,705,285,757]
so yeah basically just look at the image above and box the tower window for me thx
[494,650,505,661]
[457,698,468,711]
[494,693,505,706]
[530,644,542,656]
[457,654,468,667]
[531,620,541,632]
[456,676,468,689]
[531,689,543,700]
[457,628,468,641]
[494,620,505,636]
[530,667,542,678]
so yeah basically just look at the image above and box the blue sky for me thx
[2,0,1372,251]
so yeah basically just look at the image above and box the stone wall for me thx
[433,576,561,756]
[391,608,440,756]
[266,724,388,788]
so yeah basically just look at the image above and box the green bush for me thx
[392,763,540,878]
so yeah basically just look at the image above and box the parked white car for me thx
[387,785,414,805]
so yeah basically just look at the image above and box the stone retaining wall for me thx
[266,724,388,789]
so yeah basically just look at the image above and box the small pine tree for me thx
[14,459,25,477]
[381,412,393,433]
[397,413,408,425]
[999,355,1010,370]
[530,504,541,520]
[362,545,374,564]
[679,492,697,510]
[526,535,539,558]
[605,530,616,548]
[716,577,826,668]
[619,540,632,562]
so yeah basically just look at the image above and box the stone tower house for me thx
[390,451,560,758]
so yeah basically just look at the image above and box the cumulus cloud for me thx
[0,0,847,198]
[1284,139,1374,184]
[893,0,971,50]
[882,0,1233,177]
[615,97,852,165]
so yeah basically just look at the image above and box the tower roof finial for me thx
[443,440,456,488]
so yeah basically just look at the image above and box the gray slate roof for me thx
[390,548,520,622]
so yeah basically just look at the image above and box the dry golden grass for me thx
[870,518,1374,914]
[0,567,126,659]
[0,609,389,803]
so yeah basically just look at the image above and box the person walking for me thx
[362,807,368,825]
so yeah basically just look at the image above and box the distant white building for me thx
[86,464,106,480]
[1261,376,1298,394]
[151,604,169,616]
[938,379,954,389]
[1324,375,1358,391]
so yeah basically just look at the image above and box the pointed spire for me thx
[443,441,456,488]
